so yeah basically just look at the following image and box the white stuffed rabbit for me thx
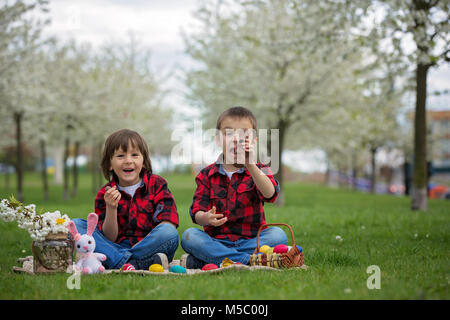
[67,213,106,274]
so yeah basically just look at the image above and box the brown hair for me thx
[216,106,257,130]
[100,129,152,181]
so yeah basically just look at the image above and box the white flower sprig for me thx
[0,196,70,241]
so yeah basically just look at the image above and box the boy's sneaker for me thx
[180,254,206,269]
[127,253,169,270]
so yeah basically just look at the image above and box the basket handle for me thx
[252,223,296,255]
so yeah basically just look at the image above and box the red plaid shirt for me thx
[190,157,280,241]
[95,173,179,246]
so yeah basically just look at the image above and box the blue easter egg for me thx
[296,245,303,253]
[169,265,187,273]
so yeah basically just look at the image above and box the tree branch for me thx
[430,17,450,42]
[428,0,440,8]
[443,48,450,62]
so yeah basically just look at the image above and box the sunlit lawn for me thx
[0,172,448,299]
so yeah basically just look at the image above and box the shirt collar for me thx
[209,154,247,177]
[116,179,144,191]
[109,172,151,192]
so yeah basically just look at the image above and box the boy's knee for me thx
[155,223,179,242]
[181,227,196,241]
[181,228,200,248]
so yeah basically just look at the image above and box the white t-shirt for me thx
[223,168,237,180]
[117,179,143,198]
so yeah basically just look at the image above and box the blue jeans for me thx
[72,219,179,269]
[180,227,287,265]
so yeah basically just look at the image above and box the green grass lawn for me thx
[0,172,448,299]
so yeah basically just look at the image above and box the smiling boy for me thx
[180,106,287,268]
[73,129,179,270]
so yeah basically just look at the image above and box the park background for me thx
[0,0,449,299]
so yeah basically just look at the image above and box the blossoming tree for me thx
[369,0,449,210]
[183,0,373,205]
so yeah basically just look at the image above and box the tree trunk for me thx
[71,141,80,197]
[92,141,104,193]
[370,147,377,194]
[325,153,331,186]
[4,153,10,190]
[63,137,70,201]
[411,63,428,211]
[40,139,49,201]
[98,141,104,188]
[91,144,97,195]
[403,160,411,196]
[352,152,358,191]
[337,163,345,188]
[346,154,352,189]
[53,146,64,185]
[14,112,24,202]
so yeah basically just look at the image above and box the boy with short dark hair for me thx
[180,106,287,268]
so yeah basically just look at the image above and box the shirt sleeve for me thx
[255,163,280,203]
[94,187,107,231]
[189,171,211,223]
[152,176,179,228]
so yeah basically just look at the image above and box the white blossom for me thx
[0,197,71,241]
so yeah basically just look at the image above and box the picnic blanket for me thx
[12,256,308,276]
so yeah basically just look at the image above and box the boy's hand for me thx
[207,206,228,226]
[104,186,121,209]
[195,206,228,227]
[239,136,256,166]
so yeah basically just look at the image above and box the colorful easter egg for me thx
[121,263,135,271]
[259,245,270,254]
[201,264,218,271]
[274,244,288,253]
[296,245,303,253]
[148,264,164,272]
[169,265,186,273]
[266,247,274,255]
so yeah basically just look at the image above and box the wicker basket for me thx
[249,223,304,268]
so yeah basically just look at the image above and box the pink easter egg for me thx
[202,264,219,271]
[273,244,288,253]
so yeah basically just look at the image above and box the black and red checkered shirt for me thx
[95,173,179,246]
[190,156,280,241]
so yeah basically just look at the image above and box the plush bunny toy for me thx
[67,213,106,274]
